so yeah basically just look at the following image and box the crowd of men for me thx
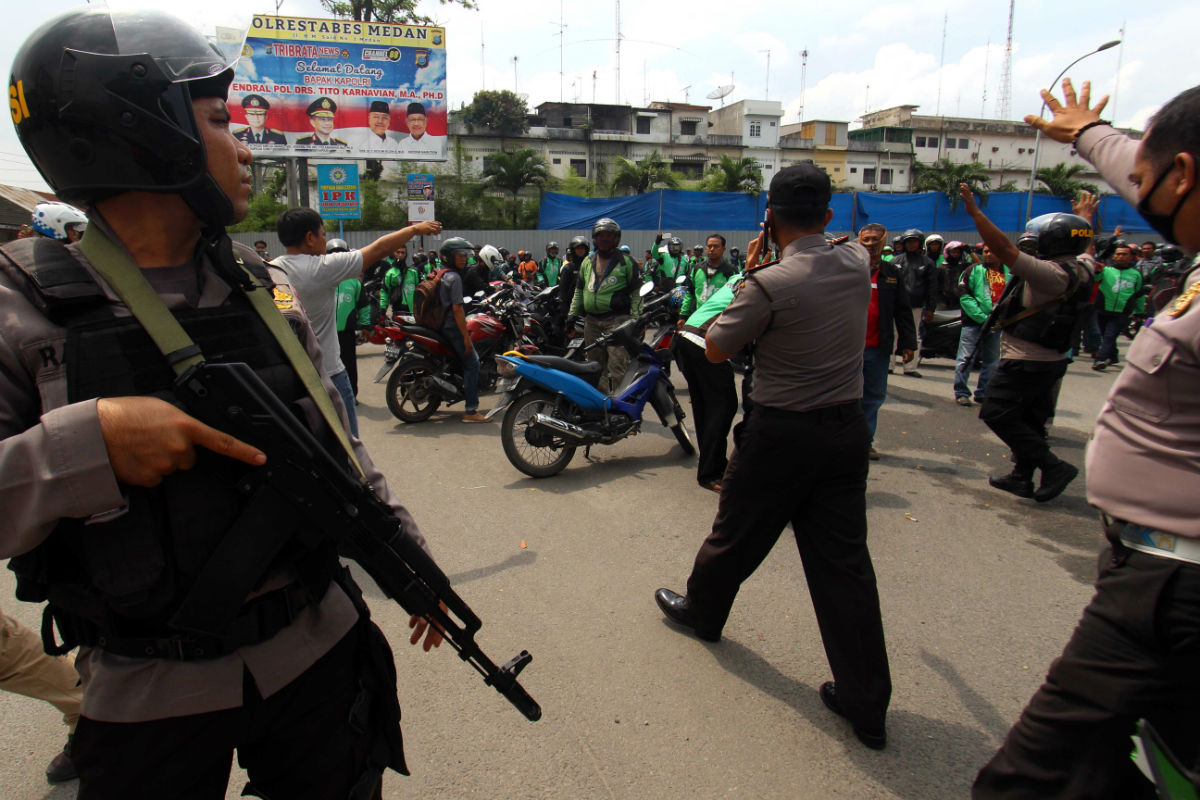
[1,5,1199,799]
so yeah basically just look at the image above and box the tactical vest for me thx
[0,237,342,657]
[999,257,1095,353]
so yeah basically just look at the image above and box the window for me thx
[636,117,651,134]
[569,159,587,178]
[680,120,698,136]
[562,117,572,127]
[770,121,776,126]
[749,121,762,137]
[992,146,1000,153]
[915,136,927,147]
[880,169,893,185]
[1018,148,1025,154]
[552,158,561,164]
[834,167,841,172]
[928,137,939,149]
[959,138,970,149]
[850,167,858,174]
[863,167,877,183]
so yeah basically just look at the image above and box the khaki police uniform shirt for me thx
[708,234,870,412]
[0,239,427,722]
[1000,252,1094,362]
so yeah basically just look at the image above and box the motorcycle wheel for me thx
[385,357,442,423]
[501,390,577,478]
[670,422,696,455]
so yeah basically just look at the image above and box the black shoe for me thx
[819,682,887,750]
[868,447,881,461]
[46,735,77,784]
[654,588,720,642]
[989,471,1034,498]
[904,370,923,378]
[1092,360,1109,371]
[1035,461,1078,503]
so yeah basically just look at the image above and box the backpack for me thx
[412,267,451,329]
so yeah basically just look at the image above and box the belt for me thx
[679,330,706,349]
[1120,524,1200,566]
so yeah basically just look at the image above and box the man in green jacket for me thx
[541,242,562,286]
[680,234,739,318]
[953,245,1009,405]
[650,234,686,290]
[569,217,645,392]
[1093,243,1143,370]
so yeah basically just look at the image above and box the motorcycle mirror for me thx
[675,274,688,285]
[639,281,655,297]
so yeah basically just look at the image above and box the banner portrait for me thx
[228,15,448,161]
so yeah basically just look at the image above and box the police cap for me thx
[307,97,337,117]
[242,94,270,111]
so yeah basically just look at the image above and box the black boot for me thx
[989,468,1034,498]
[1035,461,1078,502]
[46,734,77,784]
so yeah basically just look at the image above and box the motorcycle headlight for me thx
[495,356,517,377]
[384,337,393,345]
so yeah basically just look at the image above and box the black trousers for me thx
[684,402,891,732]
[72,626,384,800]
[974,542,1200,799]
[338,327,359,397]
[979,358,1068,474]
[675,337,738,485]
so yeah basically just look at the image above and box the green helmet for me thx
[439,236,475,265]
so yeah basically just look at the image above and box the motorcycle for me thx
[919,308,964,361]
[489,283,695,478]
[379,288,534,423]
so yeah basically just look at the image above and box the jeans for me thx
[445,333,481,413]
[862,346,890,441]
[1096,311,1129,364]
[953,324,1001,401]
[330,370,359,438]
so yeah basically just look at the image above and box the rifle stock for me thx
[174,361,541,722]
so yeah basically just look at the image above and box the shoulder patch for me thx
[273,287,295,311]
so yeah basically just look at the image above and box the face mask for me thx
[1136,161,1194,245]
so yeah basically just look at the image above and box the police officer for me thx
[234,94,286,146]
[963,187,1093,502]
[296,97,349,148]
[1,8,441,795]
[654,163,892,750]
[568,219,644,392]
[972,79,1200,799]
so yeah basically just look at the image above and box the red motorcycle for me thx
[377,288,535,423]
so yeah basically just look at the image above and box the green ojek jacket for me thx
[336,277,362,332]
[569,253,644,317]
[958,263,1010,325]
[541,256,562,286]
[681,262,737,317]
[1096,266,1144,314]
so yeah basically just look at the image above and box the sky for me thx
[3,0,1199,192]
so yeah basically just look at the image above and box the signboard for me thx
[408,201,436,222]
[317,163,361,219]
[407,173,435,201]
[228,15,448,161]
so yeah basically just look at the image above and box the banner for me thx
[406,173,435,201]
[228,15,448,161]
[317,163,361,219]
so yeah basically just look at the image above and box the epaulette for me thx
[0,237,109,323]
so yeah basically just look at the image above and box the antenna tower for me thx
[761,50,771,100]
[552,1,567,102]
[997,0,1015,119]
[798,49,808,121]
[615,0,623,104]
[935,13,947,115]
[981,39,990,117]
[1111,21,1126,123]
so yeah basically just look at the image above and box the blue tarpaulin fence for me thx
[537,189,1152,235]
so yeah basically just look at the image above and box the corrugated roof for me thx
[0,183,58,231]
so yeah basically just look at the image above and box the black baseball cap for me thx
[768,163,831,209]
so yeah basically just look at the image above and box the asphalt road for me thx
[1,346,1125,799]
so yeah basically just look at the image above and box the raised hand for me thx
[1025,78,1109,144]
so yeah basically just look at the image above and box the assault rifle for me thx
[173,360,541,722]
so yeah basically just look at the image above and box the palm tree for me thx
[702,154,763,195]
[608,149,680,196]
[481,149,550,226]
[912,157,991,211]
[1035,163,1099,197]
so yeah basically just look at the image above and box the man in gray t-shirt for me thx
[655,164,892,751]
[274,207,441,436]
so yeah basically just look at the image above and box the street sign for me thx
[317,163,361,219]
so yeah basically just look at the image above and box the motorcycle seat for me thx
[399,323,456,350]
[522,355,603,377]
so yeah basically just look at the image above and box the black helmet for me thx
[901,229,924,244]
[1160,245,1184,264]
[546,240,559,255]
[326,238,349,253]
[412,253,428,267]
[11,8,242,227]
[439,236,475,265]
[592,217,621,245]
[668,236,682,251]
[1023,213,1093,258]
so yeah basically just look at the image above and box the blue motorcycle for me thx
[490,289,695,478]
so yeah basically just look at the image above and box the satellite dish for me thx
[707,84,735,106]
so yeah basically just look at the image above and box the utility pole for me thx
[981,39,990,117]
[552,1,567,102]
[798,49,808,121]
[512,55,519,94]
[761,50,772,100]
[615,0,623,104]
[1111,22,1126,123]
[935,13,947,116]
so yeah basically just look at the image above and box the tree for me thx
[1034,163,1099,197]
[481,149,550,226]
[912,157,991,210]
[701,154,762,195]
[609,150,680,196]
[230,167,288,233]
[321,0,477,24]
[461,90,530,136]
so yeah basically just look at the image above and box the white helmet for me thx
[924,233,944,247]
[325,238,349,253]
[478,244,505,271]
[31,202,87,241]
